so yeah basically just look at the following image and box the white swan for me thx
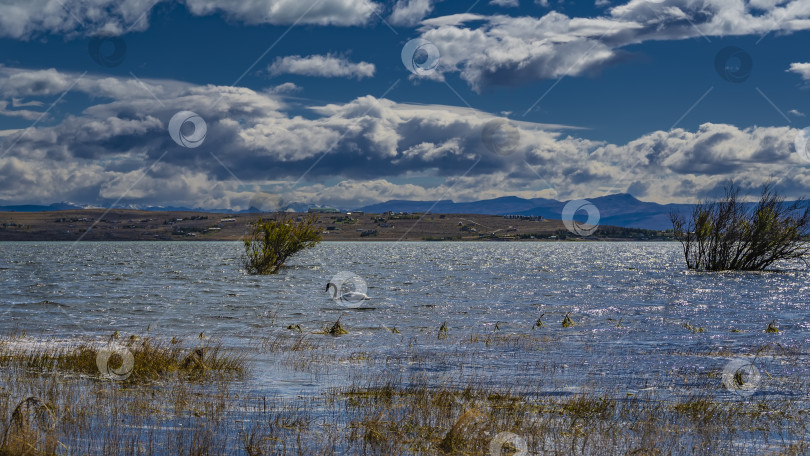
[326,282,370,302]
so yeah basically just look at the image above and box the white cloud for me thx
[184,0,379,27]
[0,0,159,39]
[1,66,808,209]
[389,0,437,26]
[489,0,519,7]
[416,1,810,91]
[789,109,805,117]
[0,0,380,39]
[267,54,375,79]
[787,62,810,81]
[0,100,42,120]
[265,82,302,94]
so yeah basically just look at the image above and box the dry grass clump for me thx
[327,318,349,336]
[0,334,245,384]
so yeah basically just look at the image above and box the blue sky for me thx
[0,0,809,210]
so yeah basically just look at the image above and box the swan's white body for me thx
[326,282,370,301]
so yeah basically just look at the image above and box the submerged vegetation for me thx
[671,182,810,271]
[242,214,322,275]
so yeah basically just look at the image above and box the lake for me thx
[2,241,808,397]
[1,241,808,454]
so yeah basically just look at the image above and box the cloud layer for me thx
[0,0,380,39]
[0,66,807,210]
[414,0,810,90]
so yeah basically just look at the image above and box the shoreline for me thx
[0,208,674,242]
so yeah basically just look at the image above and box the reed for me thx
[0,330,807,455]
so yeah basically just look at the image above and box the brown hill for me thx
[0,209,670,242]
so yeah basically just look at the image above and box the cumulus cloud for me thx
[267,54,375,79]
[0,0,379,39]
[0,0,159,39]
[389,0,437,26]
[0,66,807,209]
[416,0,810,91]
[787,62,810,81]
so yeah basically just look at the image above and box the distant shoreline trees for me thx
[671,183,810,271]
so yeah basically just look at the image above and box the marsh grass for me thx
[326,318,348,336]
[337,377,809,455]
[0,334,252,456]
[0,330,808,455]
[0,335,245,384]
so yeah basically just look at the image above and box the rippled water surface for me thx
[2,241,810,400]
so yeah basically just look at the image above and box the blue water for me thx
[2,241,809,402]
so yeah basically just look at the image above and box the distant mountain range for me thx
[3,194,793,231]
[356,194,694,230]
[0,202,86,212]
